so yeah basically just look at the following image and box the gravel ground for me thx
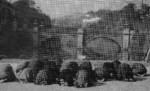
[0,59,150,91]
[0,76,150,91]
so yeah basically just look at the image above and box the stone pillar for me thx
[32,20,39,59]
[122,28,134,61]
[12,18,17,31]
[38,23,45,60]
[77,28,84,60]
[122,28,129,61]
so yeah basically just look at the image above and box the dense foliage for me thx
[1,1,150,60]
[85,3,150,60]
[0,0,51,58]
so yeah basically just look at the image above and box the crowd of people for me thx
[0,58,148,88]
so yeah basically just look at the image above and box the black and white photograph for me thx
[1,0,150,91]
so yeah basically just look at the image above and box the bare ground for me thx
[0,59,150,91]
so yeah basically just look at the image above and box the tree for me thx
[13,0,51,28]
[120,3,141,24]
[0,0,52,58]
[138,4,150,20]
[13,0,35,8]
[0,0,15,25]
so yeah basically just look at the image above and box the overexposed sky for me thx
[11,0,150,18]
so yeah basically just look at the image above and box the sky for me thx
[11,0,150,18]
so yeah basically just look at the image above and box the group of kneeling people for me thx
[0,59,148,88]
